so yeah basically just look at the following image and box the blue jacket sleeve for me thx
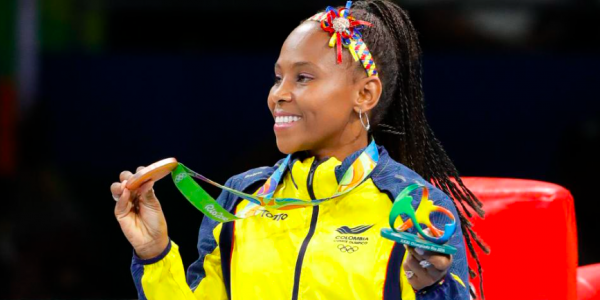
[186,176,236,291]
[129,175,237,300]
[415,187,470,300]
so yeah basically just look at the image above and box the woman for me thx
[110,1,487,299]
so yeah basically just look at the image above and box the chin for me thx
[275,137,302,155]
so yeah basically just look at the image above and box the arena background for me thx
[0,0,599,298]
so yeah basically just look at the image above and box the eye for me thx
[297,74,313,83]
[274,74,282,85]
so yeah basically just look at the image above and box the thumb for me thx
[137,180,161,210]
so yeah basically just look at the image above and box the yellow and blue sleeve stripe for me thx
[131,240,197,300]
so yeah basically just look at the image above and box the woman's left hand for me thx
[403,246,452,291]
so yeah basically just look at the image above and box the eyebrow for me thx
[274,61,318,69]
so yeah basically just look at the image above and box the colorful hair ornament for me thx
[308,1,379,77]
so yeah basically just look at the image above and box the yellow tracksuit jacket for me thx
[130,145,469,299]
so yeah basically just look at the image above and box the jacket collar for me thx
[285,141,390,184]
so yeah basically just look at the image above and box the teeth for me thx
[275,116,302,124]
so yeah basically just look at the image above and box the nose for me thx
[270,80,293,105]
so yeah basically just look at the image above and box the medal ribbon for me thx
[172,140,379,222]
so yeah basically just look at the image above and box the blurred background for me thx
[0,0,599,298]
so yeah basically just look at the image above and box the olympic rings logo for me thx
[175,173,188,183]
[337,244,359,253]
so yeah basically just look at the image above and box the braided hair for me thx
[311,0,490,298]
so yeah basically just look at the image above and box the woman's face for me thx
[269,21,370,155]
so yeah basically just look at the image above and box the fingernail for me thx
[420,260,432,268]
[415,247,425,256]
[112,194,119,201]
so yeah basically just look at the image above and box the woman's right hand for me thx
[110,167,169,259]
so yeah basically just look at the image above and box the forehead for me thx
[277,21,355,71]
[281,22,328,56]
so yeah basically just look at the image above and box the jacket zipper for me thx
[291,159,320,300]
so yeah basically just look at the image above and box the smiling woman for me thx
[269,20,381,160]
[110,1,487,299]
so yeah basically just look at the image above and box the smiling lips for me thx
[274,115,302,130]
[276,115,302,124]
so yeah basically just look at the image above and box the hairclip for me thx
[308,1,378,77]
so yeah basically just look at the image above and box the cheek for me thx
[300,93,352,131]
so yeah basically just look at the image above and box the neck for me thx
[309,133,369,162]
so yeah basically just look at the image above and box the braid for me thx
[347,1,490,298]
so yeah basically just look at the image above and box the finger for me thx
[137,180,160,209]
[422,262,444,279]
[136,166,146,172]
[120,170,133,182]
[406,246,428,261]
[405,252,429,280]
[414,247,433,258]
[115,182,132,217]
[407,247,439,272]
[138,180,155,198]
[427,253,453,271]
[411,246,451,270]
[403,261,417,280]
[110,182,122,198]
[407,245,451,272]
[405,252,445,287]
[415,256,445,278]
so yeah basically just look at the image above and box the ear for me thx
[353,75,382,114]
